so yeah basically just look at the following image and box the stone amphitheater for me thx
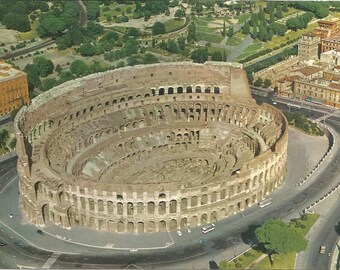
[14,62,288,234]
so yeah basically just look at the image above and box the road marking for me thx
[41,253,60,269]
[17,264,36,269]
[0,175,18,194]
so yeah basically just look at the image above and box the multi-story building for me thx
[0,60,29,115]
[298,34,320,61]
[313,19,340,38]
[321,36,340,53]
[293,79,340,108]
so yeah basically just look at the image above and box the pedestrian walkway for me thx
[331,241,340,270]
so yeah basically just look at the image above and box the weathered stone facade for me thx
[14,62,288,234]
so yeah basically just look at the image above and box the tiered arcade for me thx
[14,62,288,234]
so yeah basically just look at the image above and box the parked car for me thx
[177,230,182,236]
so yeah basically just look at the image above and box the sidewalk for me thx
[331,241,340,270]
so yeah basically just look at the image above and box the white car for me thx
[177,230,182,236]
[273,102,277,105]
[187,228,191,234]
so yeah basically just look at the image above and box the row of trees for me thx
[286,12,314,31]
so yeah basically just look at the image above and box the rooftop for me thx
[0,60,25,82]
[295,66,322,76]
[322,36,340,43]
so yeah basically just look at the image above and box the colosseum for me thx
[14,62,288,234]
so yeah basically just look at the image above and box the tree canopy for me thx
[152,21,166,35]
[255,219,307,254]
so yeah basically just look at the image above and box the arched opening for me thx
[211,191,217,202]
[168,87,174,94]
[190,216,198,227]
[210,211,218,222]
[201,194,208,205]
[127,222,134,233]
[214,87,220,94]
[177,86,183,93]
[180,218,188,229]
[107,201,114,213]
[159,88,165,95]
[205,87,211,93]
[195,86,201,93]
[108,220,115,231]
[201,213,208,225]
[159,220,166,232]
[137,222,144,234]
[117,221,124,232]
[169,200,177,213]
[147,202,155,214]
[34,181,43,200]
[169,219,177,231]
[191,196,197,207]
[98,200,104,211]
[42,204,49,224]
[127,202,134,215]
[181,198,187,211]
[89,198,95,211]
[220,208,226,217]
[186,86,192,93]
[147,221,155,232]
[158,201,166,215]
[80,197,86,209]
[137,202,144,214]
[99,219,104,231]
[117,202,123,215]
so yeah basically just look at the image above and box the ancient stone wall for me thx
[15,62,288,233]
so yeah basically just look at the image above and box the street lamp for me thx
[232,241,236,258]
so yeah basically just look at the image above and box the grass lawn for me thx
[207,46,230,55]
[255,252,296,269]
[236,14,250,24]
[220,249,263,269]
[225,31,245,46]
[16,20,39,41]
[109,25,129,34]
[264,22,318,50]
[291,213,320,235]
[99,2,135,22]
[196,31,223,43]
[236,41,263,60]
[164,18,185,33]
[0,148,8,156]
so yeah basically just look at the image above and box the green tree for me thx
[190,48,208,63]
[275,5,283,19]
[177,36,186,51]
[254,77,263,87]
[33,56,54,77]
[2,13,30,32]
[78,42,96,57]
[143,53,159,64]
[211,51,222,61]
[37,15,66,38]
[41,78,58,91]
[86,1,100,20]
[221,21,226,37]
[223,49,227,62]
[187,22,197,43]
[9,138,16,149]
[227,26,234,38]
[282,2,288,12]
[174,9,185,18]
[167,39,179,53]
[124,38,139,55]
[24,63,41,91]
[0,129,9,148]
[70,60,90,77]
[152,21,166,35]
[242,22,250,34]
[263,78,271,87]
[256,219,308,254]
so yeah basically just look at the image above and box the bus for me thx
[258,198,272,208]
[201,223,215,234]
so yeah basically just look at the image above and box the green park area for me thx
[220,214,319,269]
[284,111,325,136]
